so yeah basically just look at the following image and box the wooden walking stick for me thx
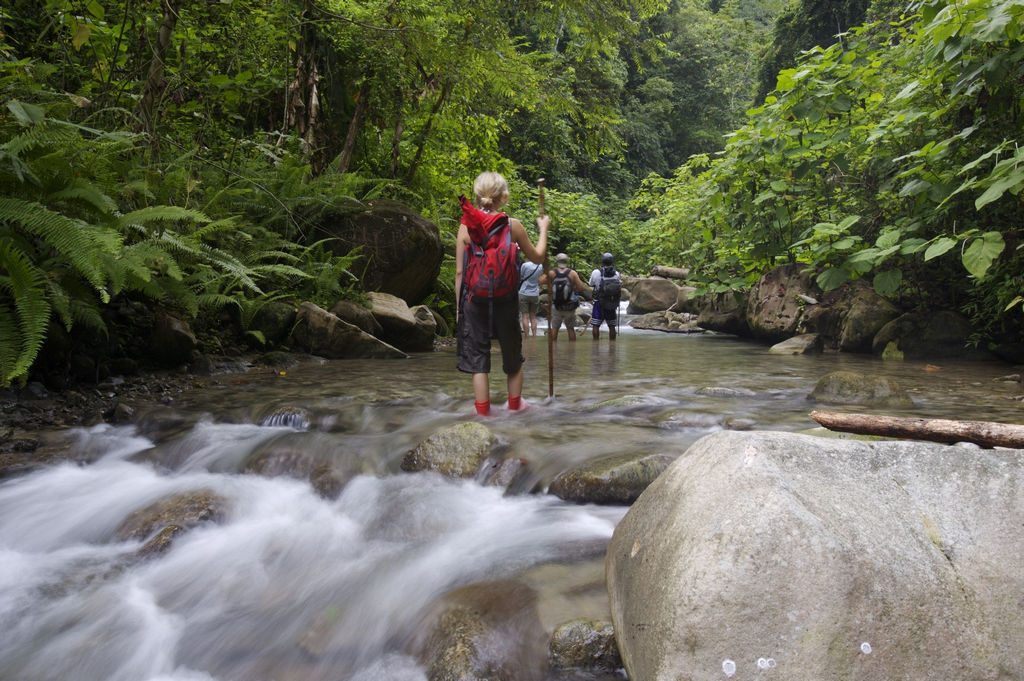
[538,178,554,398]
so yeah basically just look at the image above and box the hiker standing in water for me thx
[518,259,544,336]
[542,253,589,341]
[456,172,549,416]
[589,252,622,340]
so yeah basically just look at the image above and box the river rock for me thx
[746,263,817,342]
[630,311,703,333]
[407,305,439,352]
[330,299,383,337]
[243,436,360,499]
[290,302,408,359]
[249,301,297,346]
[548,453,673,505]
[675,285,696,311]
[149,311,197,367]
[769,333,823,355]
[482,457,532,494]
[838,286,901,352]
[808,370,912,407]
[626,278,680,314]
[115,489,227,542]
[304,199,442,305]
[606,430,1024,681]
[872,310,976,359]
[694,290,749,336]
[415,580,546,681]
[549,619,622,673]
[401,422,497,478]
[367,291,429,350]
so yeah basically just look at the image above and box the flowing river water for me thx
[1,322,1022,681]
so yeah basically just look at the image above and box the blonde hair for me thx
[473,172,509,211]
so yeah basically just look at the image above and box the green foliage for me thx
[637,0,1024,342]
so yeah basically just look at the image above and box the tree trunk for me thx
[809,410,1024,449]
[137,0,184,147]
[337,80,371,174]
[650,266,691,280]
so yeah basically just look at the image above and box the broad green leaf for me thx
[976,175,1023,210]
[72,23,91,51]
[769,180,788,192]
[873,269,902,296]
[924,237,957,261]
[962,232,1005,279]
[816,267,849,292]
[837,215,861,231]
[86,0,104,19]
[6,100,44,126]
[900,179,932,197]
[1005,296,1023,312]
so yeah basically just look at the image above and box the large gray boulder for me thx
[548,452,673,505]
[606,430,1024,681]
[626,278,680,314]
[695,290,749,336]
[304,199,443,305]
[290,302,408,359]
[872,310,976,359]
[401,422,497,478]
[746,264,817,342]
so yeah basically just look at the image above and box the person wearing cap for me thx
[519,258,544,336]
[542,253,589,341]
[589,252,622,340]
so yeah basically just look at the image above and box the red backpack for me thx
[460,195,520,301]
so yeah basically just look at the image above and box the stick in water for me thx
[538,177,553,399]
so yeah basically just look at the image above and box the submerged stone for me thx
[548,452,673,505]
[809,370,913,407]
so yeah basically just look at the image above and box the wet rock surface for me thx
[548,452,673,505]
[415,580,547,681]
[401,422,498,478]
[115,489,227,542]
[548,619,622,673]
[809,370,913,407]
[607,430,1024,681]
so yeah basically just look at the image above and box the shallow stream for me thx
[1,326,1021,681]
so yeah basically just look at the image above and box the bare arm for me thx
[570,270,592,297]
[510,215,549,264]
[455,224,469,317]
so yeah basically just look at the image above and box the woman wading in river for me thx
[456,172,549,416]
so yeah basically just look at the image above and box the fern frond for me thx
[0,197,109,291]
[192,216,240,241]
[49,178,118,216]
[2,122,79,159]
[46,279,72,331]
[0,303,19,384]
[251,264,311,280]
[118,206,211,230]
[0,241,51,383]
[197,293,240,311]
[69,298,107,336]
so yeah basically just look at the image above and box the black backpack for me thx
[552,270,576,308]
[598,267,621,310]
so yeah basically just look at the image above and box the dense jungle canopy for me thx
[0,0,1022,385]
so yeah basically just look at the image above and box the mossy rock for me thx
[401,422,497,478]
[116,489,227,542]
[549,453,674,505]
[808,370,912,407]
[549,619,622,673]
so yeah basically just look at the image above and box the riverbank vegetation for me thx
[1,0,1021,386]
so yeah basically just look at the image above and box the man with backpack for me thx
[456,172,548,416]
[542,253,589,341]
[589,252,622,340]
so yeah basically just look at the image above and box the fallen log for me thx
[809,410,1024,449]
[649,265,690,280]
